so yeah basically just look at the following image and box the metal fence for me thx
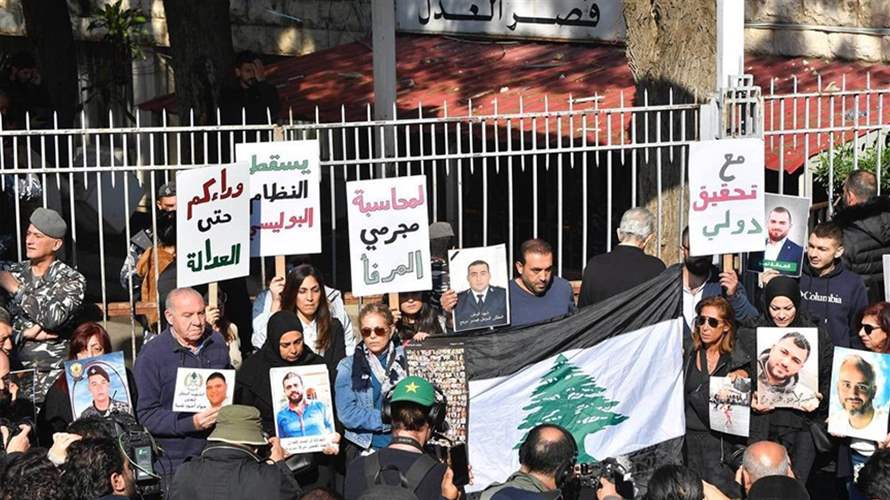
[0,71,882,336]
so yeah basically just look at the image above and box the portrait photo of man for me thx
[453,259,508,331]
[276,371,334,439]
[79,364,131,419]
[756,330,819,410]
[748,205,806,275]
[205,372,229,409]
[829,354,889,440]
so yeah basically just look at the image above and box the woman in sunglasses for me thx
[745,276,832,485]
[684,296,751,497]
[334,302,407,459]
[842,301,890,499]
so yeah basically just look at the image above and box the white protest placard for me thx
[709,376,751,438]
[688,137,766,256]
[176,165,250,287]
[172,368,236,413]
[347,175,432,296]
[236,140,321,257]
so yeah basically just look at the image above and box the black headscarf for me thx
[237,310,325,422]
[761,276,808,328]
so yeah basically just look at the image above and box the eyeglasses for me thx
[861,323,883,336]
[360,326,389,338]
[694,316,722,328]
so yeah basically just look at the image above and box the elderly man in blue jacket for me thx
[134,287,231,490]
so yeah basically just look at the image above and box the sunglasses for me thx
[861,323,883,336]
[360,326,389,338]
[694,316,722,328]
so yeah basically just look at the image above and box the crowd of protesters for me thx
[1,168,890,499]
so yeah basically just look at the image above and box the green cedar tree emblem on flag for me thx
[514,353,629,462]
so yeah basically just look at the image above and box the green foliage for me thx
[812,138,890,194]
[87,0,148,60]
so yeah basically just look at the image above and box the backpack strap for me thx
[363,452,383,487]
[403,453,439,492]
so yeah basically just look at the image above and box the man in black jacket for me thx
[168,405,301,500]
[833,169,890,303]
[578,207,665,307]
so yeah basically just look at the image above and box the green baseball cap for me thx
[390,376,436,407]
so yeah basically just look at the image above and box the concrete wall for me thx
[0,0,371,56]
[745,0,890,62]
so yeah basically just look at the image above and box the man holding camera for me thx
[344,375,460,500]
[480,424,622,500]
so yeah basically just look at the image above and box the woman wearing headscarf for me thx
[743,276,833,484]
[236,310,338,489]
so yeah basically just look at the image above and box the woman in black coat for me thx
[684,295,751,497]
[236,310,337,490]
[743,276,833,484]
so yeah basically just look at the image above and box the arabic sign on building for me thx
[397,0,625,42]
[177,165,251,288]
[688,138,766,257]
[236,140,322,257]
[346,175,432,296]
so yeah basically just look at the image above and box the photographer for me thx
[168,405,302,500]
[481,424,622,500]
[344,376,459,500]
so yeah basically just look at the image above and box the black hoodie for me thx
[833,195,890,303]
[799,260,868,349]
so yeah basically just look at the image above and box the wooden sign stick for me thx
[722,254,735,273]
[275,255,286,277]
[208,282,218,308]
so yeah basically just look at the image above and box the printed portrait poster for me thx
[828,347,890,442]
[746,193,811,277]
[64,352,133,420]
[448,244,511,332]
[884,255,890,301]
[236,139,322,257]
[709,376,751,437]
[270,365,336,454]
[346,175,432,296]
[172,368,236,413]
[688,137,766,256]
[755,328,819,410]
[4,369,36,421]
[406,341,470,444]
[177,164,251,288]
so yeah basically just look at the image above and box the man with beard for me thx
[748,207,804,275]
[680,227,758,333]
[829,354,887,437]
[756,332,817,409]
[79,365,131,418]
[276,372,333,438]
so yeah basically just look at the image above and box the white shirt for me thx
[683,280,707,330]
[829,406,889,445]
[764,237,786,262]
[251,286,356,355]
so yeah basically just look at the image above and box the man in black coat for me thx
[168,405,301,500]
[578,207,665,307]
[833,169,890,303]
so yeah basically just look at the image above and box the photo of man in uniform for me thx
[276,372,333,439]
[829,354,888,439]
[454,259,508,330]
[749,206,805,275]
[79,364,130,418]
[757,331,818,409]
[205,372,229,409]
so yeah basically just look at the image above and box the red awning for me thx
[140,34,890,175]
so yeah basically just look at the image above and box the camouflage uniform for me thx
[2,259,85,402]
[79,398,131,419]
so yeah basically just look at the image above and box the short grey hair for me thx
[617,207,655,242]
[165,287,204,311]
[742,443,791,483]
